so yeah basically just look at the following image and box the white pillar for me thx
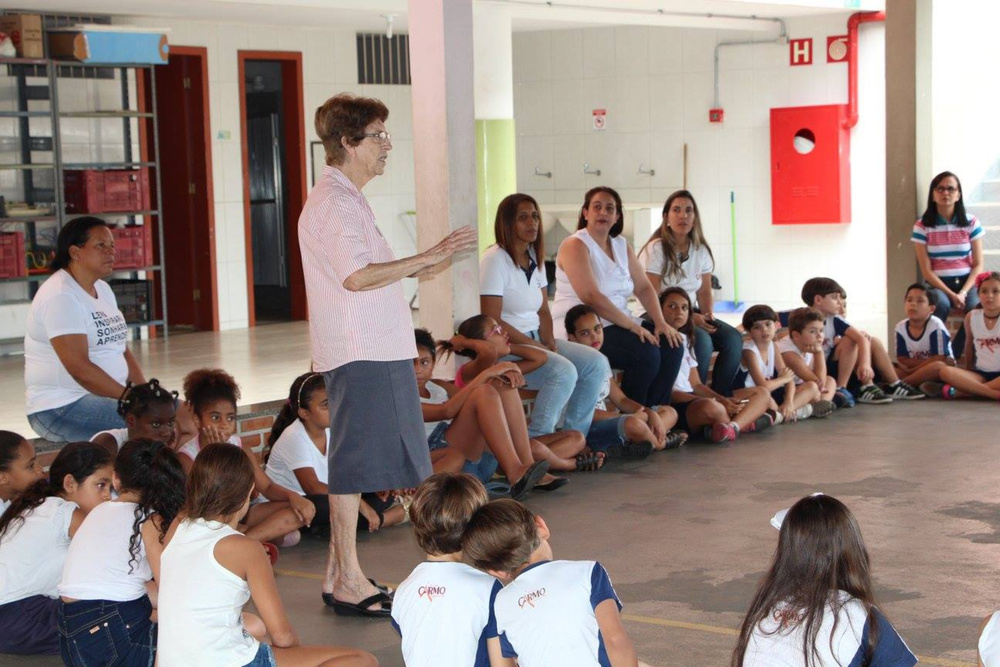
[408,0,480,336]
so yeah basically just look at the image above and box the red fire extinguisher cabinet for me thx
[769,104,851,225]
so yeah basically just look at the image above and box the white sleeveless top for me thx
[420,380,450,438]
[157,518,259,667]
[741,341,776,388]
[60,501,152,602]
[970,310,1000,373]
[91,427,129,450]
[551,229,636,339]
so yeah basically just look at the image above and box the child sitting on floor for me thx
[157,443,376,667]
[564,304,685,456]
[799,277,924,404]
[661,288,773,444]
[739,305,834,421]
[91,379,179,455]
[890,283,954,395]
[463,499,650,667]
[778,308,840,407]
[937,272,1000,400]
[392,472,506,667]
[0,442,112,655]
[0,432,45,517]
[177,368,315,553]
[265,372,405,534]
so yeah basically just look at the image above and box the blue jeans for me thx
[242,642,275,667]
[600,322,684,407]
[692,319,744,396]
[427,422,499,483]
[28,394,125,443]
[586,415,628,452]
[513,333,609,437]
[930,274,978,357]
[58,596,156,667]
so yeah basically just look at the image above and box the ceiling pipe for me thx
[844,10,885,129]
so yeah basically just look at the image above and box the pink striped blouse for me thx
[298,166,416,371]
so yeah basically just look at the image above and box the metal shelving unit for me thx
[0,57,167,346]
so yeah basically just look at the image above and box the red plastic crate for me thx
[111,225,154,270]
[0,232,26,278]
[64,168,152,214]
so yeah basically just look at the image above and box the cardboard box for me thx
[48,27,168,64]
[0,14,43,59]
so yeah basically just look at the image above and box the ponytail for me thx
[0,442,111,541]
[267,372,326,452]
[117,438,186,572]
[436,315,492,361]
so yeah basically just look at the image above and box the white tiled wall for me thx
[514,14,889,337]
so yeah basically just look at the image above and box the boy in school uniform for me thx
[391,473,509,667]
[778,308,840,407]
[463,498,650,667]
[893,282,956,396]
[799,277,924,404]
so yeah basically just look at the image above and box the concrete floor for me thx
[3,399,996,666]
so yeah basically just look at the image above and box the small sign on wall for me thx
[827,35,849,63]
[592,108,607,131]
[789,38,813,66]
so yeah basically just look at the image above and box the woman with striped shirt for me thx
[912,171,984,357]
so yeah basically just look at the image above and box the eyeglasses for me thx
[359,130,392,144]
[935,185,958,194]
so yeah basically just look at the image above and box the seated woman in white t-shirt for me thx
[159,444,376,667]
[264,372,405,535]
[480,194,608,440]
[58,439,186,666]
[732,494,916,667]
[0,442,112,655]
[638,190,745,397]
[25,217,147,443]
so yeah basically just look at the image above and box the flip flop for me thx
[321,578,393,608]
[510,460,550,500]
[533,477,569,492]
[328,591,392,618]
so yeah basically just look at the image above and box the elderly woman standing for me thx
[480,193,607,438]
[25,216,145,442]
[550,186,684,407]
[300,94,475,618]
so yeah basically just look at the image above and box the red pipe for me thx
[844,10,885,129]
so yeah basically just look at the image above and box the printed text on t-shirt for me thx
[92,310,129,347]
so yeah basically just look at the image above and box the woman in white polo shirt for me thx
[639,190,744,396]
[25,217,146,442]
[480,194,608,438]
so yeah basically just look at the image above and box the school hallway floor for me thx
[5,396,996,666]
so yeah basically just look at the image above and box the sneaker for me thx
[771,410,786,426]
[833,387,856,408]
[607,440,654,459]
[919,381,957,399]
[858,384,893,404]
[883,380,925,400]
[662,430,688,449]
[810,400,837,418]
[705,421,738,443]
[793,404,814,421]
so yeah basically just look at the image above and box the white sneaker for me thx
[793,404,814,421]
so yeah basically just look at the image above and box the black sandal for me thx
[574,451,606,472]
[510,460,550,500]
[321,578,394,609]
[534,477,569,492]
[326,591,392,618]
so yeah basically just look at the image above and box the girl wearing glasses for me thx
[912,171,984,358]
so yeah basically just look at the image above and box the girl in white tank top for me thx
[157,443,375,667]
[939,273,1000,400]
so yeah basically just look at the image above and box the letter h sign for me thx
[790,38,813,66]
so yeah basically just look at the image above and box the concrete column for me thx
[408,0,480,337]
[473,2,517,253]
[885,0,919,340]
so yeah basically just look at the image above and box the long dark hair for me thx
[267,372,325,449]
[183,443,255,522]
[50,216,109,272]
[640,190,715,284]
[494,193,544,266]
[0,431,26,474]
[437,315,493,361]
[659,287,695,351]
[577,186,624,237]
[0,442,111,541]
[732,494,881,667]
[116,438,186,573]
[920,171,968,228]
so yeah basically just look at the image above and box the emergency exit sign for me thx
[790,38,813,66]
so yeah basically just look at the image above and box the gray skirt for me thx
[323,359,432,494]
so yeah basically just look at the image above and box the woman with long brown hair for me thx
[480,193,608,440]
[732,494,915,667]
